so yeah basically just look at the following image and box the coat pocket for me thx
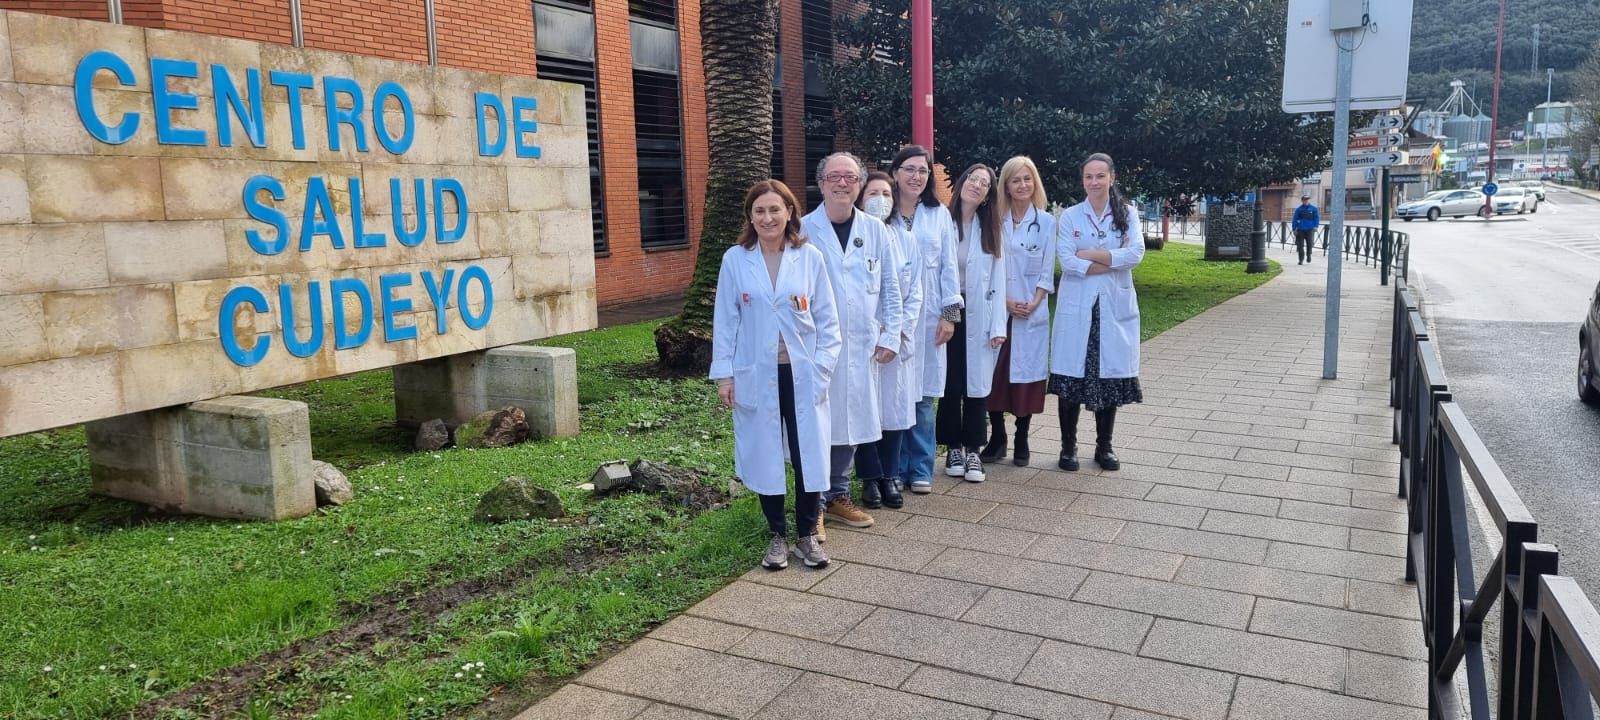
[732,365,762,411]
[1110,288,1140,322]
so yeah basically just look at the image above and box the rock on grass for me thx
[474,476,565,523]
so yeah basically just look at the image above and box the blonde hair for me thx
[996,156,1048,221]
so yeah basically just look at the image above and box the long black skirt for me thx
[1049,300,1143,412]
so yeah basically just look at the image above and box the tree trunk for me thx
[654,0,778,370]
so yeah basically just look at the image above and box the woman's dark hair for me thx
[855,170,895,211]
[888,145,942,208]
[948,163,1002,258]
[1083,152,1131,242]
[736,179,806,250]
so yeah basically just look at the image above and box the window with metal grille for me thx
[629,0,675,27]
[535,2,606,253]
[800,0,834,209]
[634,69,688,248]
[771,89,785,185]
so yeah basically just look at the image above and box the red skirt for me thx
[987,318,1047,415]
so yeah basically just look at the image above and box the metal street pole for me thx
[1380,167,1391,285]
[1542,67,1554,177]
[1324,27,1355,380]
[1246,196,1268,273]
[911,0,933,149]
[1482,0,1506,219]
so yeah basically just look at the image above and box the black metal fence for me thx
[1391,280,1600,718]
[1267,221,1409,284]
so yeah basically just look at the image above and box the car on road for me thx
[1397,189,1488,221]
[1580,280,1600,406]
[1492,187,1538,215]
[1519,180,1546,202]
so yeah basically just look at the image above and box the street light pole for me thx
[910,0,933,149]
[1542,67,1554,177]
[1483,0,1506,219]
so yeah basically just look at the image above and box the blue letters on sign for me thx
[457,264,494,331]
[372,81,416,155]
[213,65,266,148]
[73,50,140,144]
[391,178,429,247]
[323,76,369,152]
[348,177,388,249]
[280,281,326,358]
[150,57,206,146]
[299,176,347,251]
[242,175,290,255]
[330,278,375,350]
[434,178,469,243]
[475,92,507,157]
[421,269,456,335]
[379,272,419,342]
[219,286,271,367]
[512,96,541,158]
[268,70,314,150]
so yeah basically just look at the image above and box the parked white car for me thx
[1491,187,1538,215]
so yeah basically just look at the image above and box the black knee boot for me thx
[1094,407,1121,471]
[1057,400,1080,471]
[980,411,1007,462]
[1013,416,1031,466]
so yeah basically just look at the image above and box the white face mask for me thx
[864,196,893,221]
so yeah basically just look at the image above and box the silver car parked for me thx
[1397,189,1488,222]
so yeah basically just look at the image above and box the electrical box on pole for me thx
[1328,0,1367,30]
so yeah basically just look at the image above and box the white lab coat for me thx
[709,242,842,495]
[802,206,905,445]
[877,222,923,431]
[958,215,1009,398]
[1000,205,1057,384]
[892,203,961,399]
[1051,200,1146,379]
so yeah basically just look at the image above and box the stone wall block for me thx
[391,112,440,166]
[118,340,242,414]
[435,113,479,164]
[258,101,323,163]
[569,250,597,293]
[0,353,123,437]
[258,45,354,106]
[161,157,359,221]
[506,166,567,212]
[0,293,49,367]
[144,28,264,100]
[332,329,419,376]
[562,167,591,209]
[0,11,13,82]
[222,218,329,277]
[353,54,439,118]
[0,222,109,294]
[28,155,163,223]
[504,210,543,257]
[87,409,186,510]
[483,298,545,348]
[180,396,315,520]
[0,153,26,223]
[43,284,178,357]
[82,89,162,158]
[485,345,578,438]
[0,86,21,155]
[511,253,573,300]
[447,255,512,314]
[106,220,230,284]
[174,275,282,343]
[535,208,594,255]
[429,67,499,119]
[10,11,147,88]
[18,84,95,155]
[526,123,587,168]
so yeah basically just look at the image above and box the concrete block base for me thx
[393,345,579,438]
[87,396,316,520]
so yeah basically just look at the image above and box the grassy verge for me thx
[0,245,1275,719]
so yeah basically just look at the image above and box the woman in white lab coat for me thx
[854,171,922,509]
[711,179,842,570]
[937,164,1009,483]
[1051,153,1146,472]
[887,145,961,495]
[980,156,1056,468]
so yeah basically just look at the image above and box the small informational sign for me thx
[1280,0,1414,113]
[1390,173,1423,183]
[1483,182,1499,196]
[1346,152,1405,168]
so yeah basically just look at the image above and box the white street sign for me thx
[1368,115,1404,130]
[1348,133,1405,150]
[1281,0,1414,113]
[1344,152,1405,167]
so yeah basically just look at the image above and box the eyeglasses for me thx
[822,172,860,185]
[897,167,932,178]
[966,177,992,190]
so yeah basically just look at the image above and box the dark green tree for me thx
[654,0,778,369]
[829,0,1335,202]
[1569,42,1600,178]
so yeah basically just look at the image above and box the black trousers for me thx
[760,363,820,537]
[1294,229,1317,260]
[935,312,989,451]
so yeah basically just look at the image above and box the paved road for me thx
[1404,184,1600,596]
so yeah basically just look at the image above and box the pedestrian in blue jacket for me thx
[1292,193,1321,265]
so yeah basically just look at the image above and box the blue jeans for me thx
[899,397,938,482]
[824,444,855,504]
[857,429,906,483]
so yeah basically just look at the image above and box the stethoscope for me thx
[1010,207,1042,251]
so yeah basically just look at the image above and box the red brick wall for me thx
[435,0,535,75]
[300,0,427,63]
[778,0,806,192]
[0,1,107,21]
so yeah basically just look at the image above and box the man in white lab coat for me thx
[801,152,905,534]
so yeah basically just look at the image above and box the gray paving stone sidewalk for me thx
[517,248,1423,720]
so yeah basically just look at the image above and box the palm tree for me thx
[654,0,779,369]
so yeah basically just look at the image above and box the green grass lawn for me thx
[0,245,1275,719]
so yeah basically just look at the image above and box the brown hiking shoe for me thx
[825,497,875,528]
[815,515,827,543]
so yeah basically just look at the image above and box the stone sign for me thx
[0,10,597,439]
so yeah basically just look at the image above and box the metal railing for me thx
[1391,279,1600,718]
[1267,221,1409,284]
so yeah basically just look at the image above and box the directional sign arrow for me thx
[1348,133,1405,150]
[1367,114,1404,130]
[1344,152,1404,168]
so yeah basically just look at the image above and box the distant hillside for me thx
[1407,0,1599,130]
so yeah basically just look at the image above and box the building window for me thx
[771,46,785,185]
[630,8,687,250]
[535,1,607,253]
[801,0,834,209]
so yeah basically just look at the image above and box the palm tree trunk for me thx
[654,0,778,369]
